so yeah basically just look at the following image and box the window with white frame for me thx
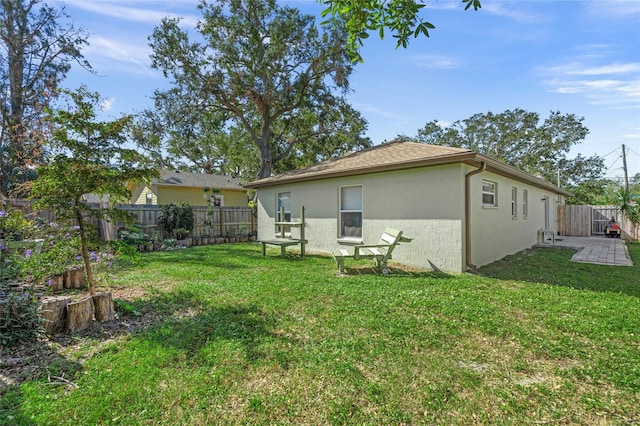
[482,180,497,207]
[522,190,528,218]
[511,187,518,218]
[276,192,291,235]
[339,185,362,238]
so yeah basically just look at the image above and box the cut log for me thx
[64,267,85,289]
[63,269,72,289]
[39,297,71,334]
[66,296,94,332]
[92,292,115,322]
[49,275,64,291]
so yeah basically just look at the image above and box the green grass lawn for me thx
[2,243,639,425]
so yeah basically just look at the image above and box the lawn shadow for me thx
[338,265,454,280]
[0,386,37,426]
[1,335,84,425]
[478,247,640,298]
[141,244,262,270]
[138,302,292,366]
[97,285,293,367]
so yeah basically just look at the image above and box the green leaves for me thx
[463,0,482,11]
[147,0,368,179]
[29,86,158,293]
[616,187,640,225]
[412,109,601,189]
[321,0,481,62]
[0,0,91,194]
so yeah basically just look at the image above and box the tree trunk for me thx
[92,292,115,322]
[77,212,96,295]
[258,118,273,179]
[66,296,94,332]
[39,297,71,334]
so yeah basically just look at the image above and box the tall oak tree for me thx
[147,0,370,180]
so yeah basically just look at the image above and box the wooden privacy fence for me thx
[558,205,639,241]
[119,205,256,239]
[3,199,256,241]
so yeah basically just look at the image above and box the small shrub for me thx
[158,203,193,238]
[0,289,42,347]
[173,228,190,239]
[0,208,33,241]
[119,225,150,245]
[113,298,141,318]
[0,252,20,285]
[16,222,82,284]
[107,240,141,265]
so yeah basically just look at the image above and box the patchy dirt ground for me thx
[1,285,158,390]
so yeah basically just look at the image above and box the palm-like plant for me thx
[617,187,639,225]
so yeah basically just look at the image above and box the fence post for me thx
[220,206,225,238]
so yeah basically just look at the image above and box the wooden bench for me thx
[259,206,307,258]
[332,228,411,274]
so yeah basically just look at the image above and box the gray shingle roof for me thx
[154,171,245,191]
[245,141,474,187]
[245,141,572,196]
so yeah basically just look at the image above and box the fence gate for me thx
[558,204,638,240]
[591,206,619,236]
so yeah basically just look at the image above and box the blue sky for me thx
[55,0,640,181]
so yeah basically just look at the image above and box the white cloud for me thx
[548,77,640,108]
[62,1,200,27]
[101,97,115,111]
[547,62,640,76]
[479,2,550,24]
[84,36,154,75]
[539,55,640,110]
[411,54,462,69]
[621,129,640,140]
[584,0,640,19]
[353,102,405,121]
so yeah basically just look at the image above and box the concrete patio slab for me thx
[535,236,633,267]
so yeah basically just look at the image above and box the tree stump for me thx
[49,275,64,292]
[39,297,71,334]
[93,292,115,322]
[66,296,94,332]
[64,267,85,289]
[63,269,72,289]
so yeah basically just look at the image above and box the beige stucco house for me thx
[129,171,248,207]
[245,141,572,273]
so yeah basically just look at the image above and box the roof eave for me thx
[467,154,573,197]
[244,152,477,188]
[245,151,572,198]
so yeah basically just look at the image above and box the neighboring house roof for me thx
[245,141,572,196]
[82,194,110,204]
[153,171,246,191]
